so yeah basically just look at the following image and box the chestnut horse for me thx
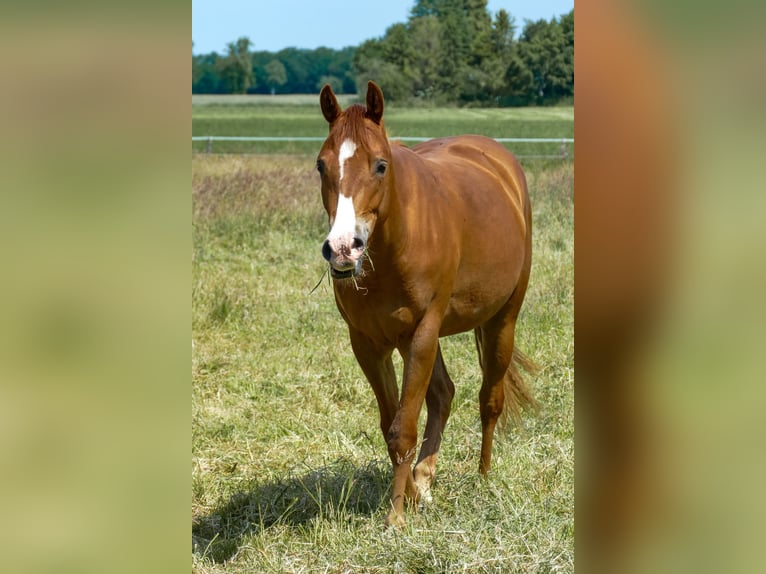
[317,81,537,526]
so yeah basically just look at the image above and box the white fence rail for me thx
[192,136,574,158]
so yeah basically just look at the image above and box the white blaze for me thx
[329,194,356,242]
[328,138,358,243]
[337,139,357,187]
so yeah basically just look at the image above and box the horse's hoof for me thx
[384,511,406,529]
[415,481,433,506]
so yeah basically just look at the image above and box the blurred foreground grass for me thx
[2,1,766,571]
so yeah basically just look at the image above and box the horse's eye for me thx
[375,159,388,176]
[316,159,325,175]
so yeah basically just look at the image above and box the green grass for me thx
[192,149,573,572]
[193,94,360,107]
[192,97,573,157]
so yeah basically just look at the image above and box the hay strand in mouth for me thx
[310,250,372,295]
[350,274,367,293]
[309,266,330,294]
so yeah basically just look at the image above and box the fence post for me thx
[560,140,568,159]
[206,137,212,154]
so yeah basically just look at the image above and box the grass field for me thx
[192,96,573,157]
[192,100,573,572]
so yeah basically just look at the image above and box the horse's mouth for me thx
[330,267,356,280]
[329,257,364,280]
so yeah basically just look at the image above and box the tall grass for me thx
[192,152,573,573]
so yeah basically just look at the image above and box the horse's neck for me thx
[389,144,425,206]
[376,145,426,247]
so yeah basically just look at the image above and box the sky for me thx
[192,0,574,55]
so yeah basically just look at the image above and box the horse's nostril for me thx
[352,237,365,251]
[321,240,332,261]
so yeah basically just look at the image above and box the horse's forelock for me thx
[334,104,386,152]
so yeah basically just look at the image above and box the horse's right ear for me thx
[320,84,342,125]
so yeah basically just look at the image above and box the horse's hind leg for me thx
[475,293,538,474]
[413,343,455,503]
[476,317,516,474]
[476,266,539,475]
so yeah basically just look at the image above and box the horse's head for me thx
[317,81,392,280]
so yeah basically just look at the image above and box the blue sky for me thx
[192,0,574,55]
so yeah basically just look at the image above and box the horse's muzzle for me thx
[322,236,365,279]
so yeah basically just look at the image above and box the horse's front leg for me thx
[348,328,399,449]
[386,314,441,527]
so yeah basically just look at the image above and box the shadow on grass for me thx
[193,458,390,563]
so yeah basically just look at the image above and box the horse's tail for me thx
[501,347,540,427]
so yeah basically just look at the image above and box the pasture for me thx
[191,95,573,157]
[192,100,573,572]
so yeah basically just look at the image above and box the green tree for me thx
[193,5,573,104]
[381,23,418,95]
[436,2,472,100]
[216,36,254,94]
[409,15,443,99]
[381,23,415,73]
[491,9,516,63]
[326,47,357,94]
[410,0,440,18]
[276,47,312,92]
[486,10,533,105]
[406,0,495,102]
[560,9,574,47]
[264,59,287,94]
[559,9,574,99]
[193,52,226,93]
[353,38,411,101]
[250,46,357,94]
[462,7,515,103]
[517,16,573,104]
[192,42,200,86]
[502,53,534,105]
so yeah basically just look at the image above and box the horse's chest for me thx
[334,288,421,345]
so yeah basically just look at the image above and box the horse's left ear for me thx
[365,81,385,125]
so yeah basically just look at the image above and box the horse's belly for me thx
[439,240,526,336]
[439,309,489,337]
[440,282,516,336]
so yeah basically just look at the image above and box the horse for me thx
[316,81,537,527]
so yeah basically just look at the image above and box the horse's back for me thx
[412,135,529,216]
[412,134,512,163]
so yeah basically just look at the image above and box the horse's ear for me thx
[365,81,385,125]
[320,84,342,125]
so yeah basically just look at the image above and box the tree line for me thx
[192,0,573,106]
